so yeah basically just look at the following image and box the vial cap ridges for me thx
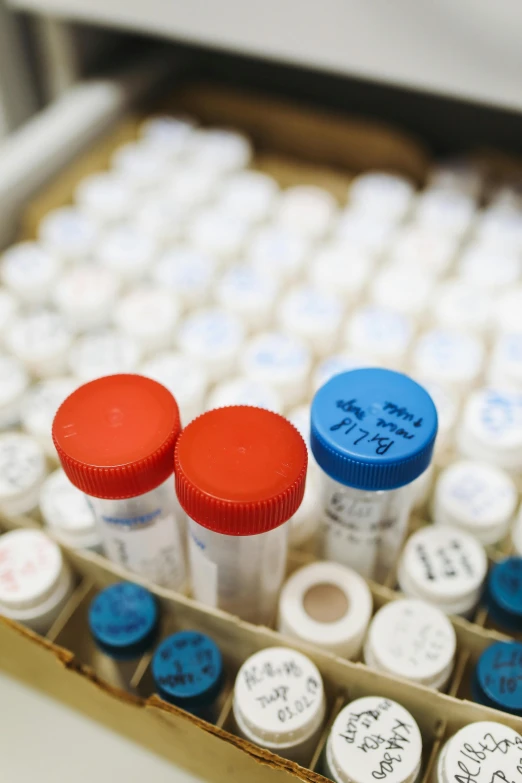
[311,368,438,490]
[89,582,158,660]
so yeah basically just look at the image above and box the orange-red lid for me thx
[174,406,308,536]
[52,374,181,500]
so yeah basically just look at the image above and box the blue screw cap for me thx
[152,630,224,713]
[88,582,159,660]
[311,368,438,491]
[487,557,522,632]
[473,640,522,716]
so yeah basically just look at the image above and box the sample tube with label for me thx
[174,405,308,624]
[436,722,522,783]
[311,368,438,582]
[89,581,159,691]
[52,374,186,590]
[472,640,522,716]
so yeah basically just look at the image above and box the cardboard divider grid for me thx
[1,83,521,783]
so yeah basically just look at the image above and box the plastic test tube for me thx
[364,598,456,691]
[53,374,186,590]
[276,185,338,240]
[0,353,29,429]
[139,351,209,425]
[176,308,244,383]
[113,286,180,357]
[20,377,78,458]
[139,114,196,158]
[0,432,47,516]
[436,722,522,783]
[151,630,224,721]
[68,329,141,383]
[241,331,312,408]
[411,328,485,393]
[485,557,522,633]
[233,646,325,764]
[187,128,252,173]
[152,246,217,311]
[432,279,493,338]
[432,460,518,546]
[472,640,522,716]
[343,306,414,370]
[397,525,488,617]
[186,207,250,266]
[457,387,522,472]
[1,242,61,305]
[53,265,120,332]
[5,309,73,378]
[75,171,136,225]
[174,405,308,624]
[0,529,74,634]
[309,242,375,305]
[38,206,99,263]
[277,284,345,357]
[324,696,423,783]
[488,332,522,390]
[96,224,158,284]
[310,368,438,582]
[370,262,434,320]
[39,468,101,552]
[216,263,280,332]
[247,225,309,284]
[89,582,159,691]
[218,170,279,226]
[348,171,415,224]
[278,560,373,659]
[457,243,521,292]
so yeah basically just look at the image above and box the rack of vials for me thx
[0,84,521,783]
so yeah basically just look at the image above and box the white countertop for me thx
[0,671,205,783]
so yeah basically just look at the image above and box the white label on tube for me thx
[188,530,218,607]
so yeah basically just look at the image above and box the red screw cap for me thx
[53,374,181,500]
[174,405,308,536]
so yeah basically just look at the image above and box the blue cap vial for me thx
[151,630,224,714]
[486,557,522,632]
[472,640,522,716]
[88,582,159,660]
[311,368,438,491]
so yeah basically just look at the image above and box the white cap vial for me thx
[187,208,249,265]
[20,377,78,458]
[113,286,179,356]
[411,329,484,392]
[206,376,283,414]
[457,387,522,471]
[75,171,135,225]
[39,468,101,551]
[139,351,207,425]
[233,647,325,764]
[5,310,73,378]
[175,406,308,624]
[0,288,19,336]
[163,164,221,211]
[474,206,522,252]
[219,170,279,225]
[436,722,522,783]
[0,354,29,429]
[96,224,157,283]
[277,185,337,239]
[311,369,438,582]
[428,158,484,199]
[457,244,521,291]
[1,242,61,305]
[0,529,73,634]
[364,598,456,690]
[309,242,374,303]
[312,353,369,395]
[369,262,433,319]
[495,286,522,333]
[388,224,458,276]
[139,114,196,158]
[0,432,47,516]
[287,467,323,547]
[241,331,312,408]
[110,140,169,191]
[278,561,372,659]
[53,264,120,332]
[414,378,459,456]
[277,285,344,357]
[433,460,517,545]
[133,197,187,246]
[325,697,423,783]
[344,306,414,368]
[53,374,186,590]
[188,128,252,173]
[348,171,415,223]
[177,308,244,382]
[152,246,216,310]
[414,189,476,238]
[247,225,309,283]
[216,263,280,332]
[335,209,396,257]
[488,332,522,390]
[432,279,493,337]
[38,206,98,263]
[398,525,488,616]
[68,330,141,382]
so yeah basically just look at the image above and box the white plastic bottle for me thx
[219,170,279,225]
[176,308,244,383]
[348,171,415,223]
[38,206,99,263]
[436,722,522,783]
[187,207,249,266]
[139,351,208,425]
[0,432,47,516]
[432,279,493,337]
[68,330,141,383]
[53,265,120,332]
[53,374,186,590]
[152,246,217,311]
[75,171,136,225]
[0,529,74,634]
[96,224,157,283]
[247,225,310,283]
[277,185,337,239]
[139,114,196,158]
[457,387,522,472]
[187,128,252,173]
[216,263,280,332]
[343,306,414,370]
[39,468,102,551]
[241,331,312,408]
[20,377,78,458]
[1,242,61,305]
[278,285,344,357]
[309,242,375,304]
[311,368,438,581]
[5,309,73,378]
[113,286,180,356]
[324,696,423,783]
[233,646,325,764]
[411,328,484,392]
[0,354,29,430]
[175,405,307,624]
